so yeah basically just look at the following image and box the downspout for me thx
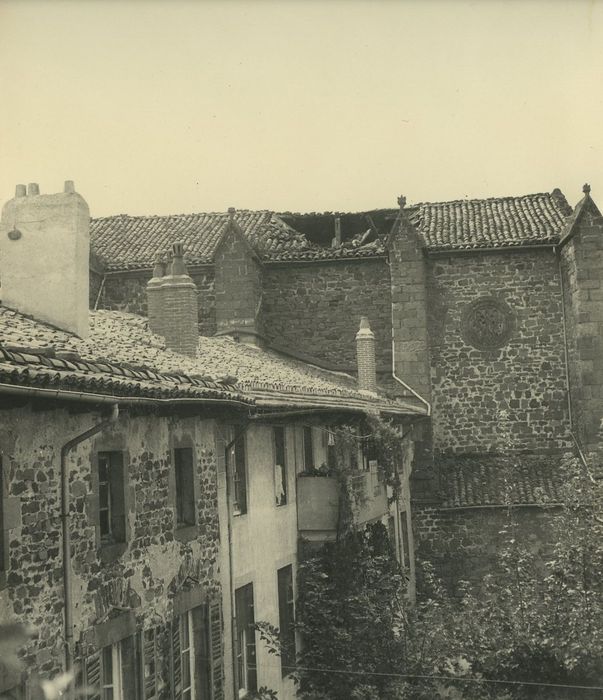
[386,257,431,416]
[61,403,119,695]
[93,272,107,311]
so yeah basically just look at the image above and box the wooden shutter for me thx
[83,650,102,700]
[140,628,158,700]
[208,599,224,700]
[170,619,182,700]
[245,586,257,693]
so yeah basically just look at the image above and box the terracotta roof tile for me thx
[89,191,573,269]
[408,191,572,251]
[439,455,564,508]
[0,307,423,415]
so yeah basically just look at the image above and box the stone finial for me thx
[397,195,407,209]
[27,183,40,196]
[15,185,26,198]
[228,207,236,220]
[583,183,591,195]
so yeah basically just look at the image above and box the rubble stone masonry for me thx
[427,249,572,454]
[0,406,221,691]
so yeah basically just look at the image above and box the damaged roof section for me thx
[89,190,575,271]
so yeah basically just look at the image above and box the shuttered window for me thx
[229,430,248,516]
[235,583,257,696]
[174,448,196,527]
[303,427,314,471]
[97,451,126,544]
[277,565,296,677]
[170,603,223,700]
[273,427,287,506]
[82,634,143,700]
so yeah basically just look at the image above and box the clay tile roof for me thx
[90,211,315,270]
[409,190,572,251]
[439,455,564,508]
[0,307,424,415]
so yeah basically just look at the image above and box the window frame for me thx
[229,428,248,516]
[96,450,127,547]
[234,583,256,697]
[303,426,314,471]
[174,447,196,529]
[277,564,296,678]
[273,426,288,507]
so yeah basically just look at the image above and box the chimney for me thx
[156,242,198,356]
[356,317,377,393]
[0,180,90,337]
[331,216,342,247]
[146,250,166,336]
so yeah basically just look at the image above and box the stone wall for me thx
[262,258,392,374]
[0,405,222,692]
[427,249,572,454]
[412,503,561,598]
[560,206,603,447]
[100,267,216,336]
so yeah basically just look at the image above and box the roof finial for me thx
[397,195,406,209]
[228,207,236,220]
[583,183,591,195]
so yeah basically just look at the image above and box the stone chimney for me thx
[146,250,166,337]
[0,181,90,337]
[356,317,377,393]
[146,242,198,356]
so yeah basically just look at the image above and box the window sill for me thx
[99,542,127,564]
[174,525,199,543]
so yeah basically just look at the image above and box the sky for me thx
[1,0,602,218]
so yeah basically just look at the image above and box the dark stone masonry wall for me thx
[0,407,221,691]
[412,503,562,598]
[100,267,216,336]
[427,249,572,454]
[262,258,392,373]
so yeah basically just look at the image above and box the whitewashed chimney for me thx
[356,316,377,393]
[0,181,90,337]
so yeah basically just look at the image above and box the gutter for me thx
[61,403,120,697]
[0,383,253,410]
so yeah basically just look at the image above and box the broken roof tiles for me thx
[89,190,574,270]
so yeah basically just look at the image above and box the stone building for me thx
[88,184,603,595]
[0,183,423,698]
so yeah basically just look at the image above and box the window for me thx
[303,427,314,471]
[83,635,140,700]
[362,438,378,472]
[229,431,248,515]
[273,427,287,506]
[141,628,158,700]
[277,565,296,677]
[98,452,126,545]
[170,606,216,700]
[235,583,256,697]
[174,448,196,527]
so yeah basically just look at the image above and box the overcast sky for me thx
[1,0,602,218]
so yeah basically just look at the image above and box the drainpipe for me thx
[61,403,119,695]
[385,257,431,416]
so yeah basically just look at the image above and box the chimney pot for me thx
[171,241,186,276]
[356,316,377,393]
[15,185,26,198]
[64,180,75,193]
[27,183,40,196]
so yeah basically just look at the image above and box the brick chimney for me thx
[148,242,198,356]
[356,317,377,393]
[146,250,167,337]
[0,180,90,337]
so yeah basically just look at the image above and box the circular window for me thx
[462,297,514,350]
